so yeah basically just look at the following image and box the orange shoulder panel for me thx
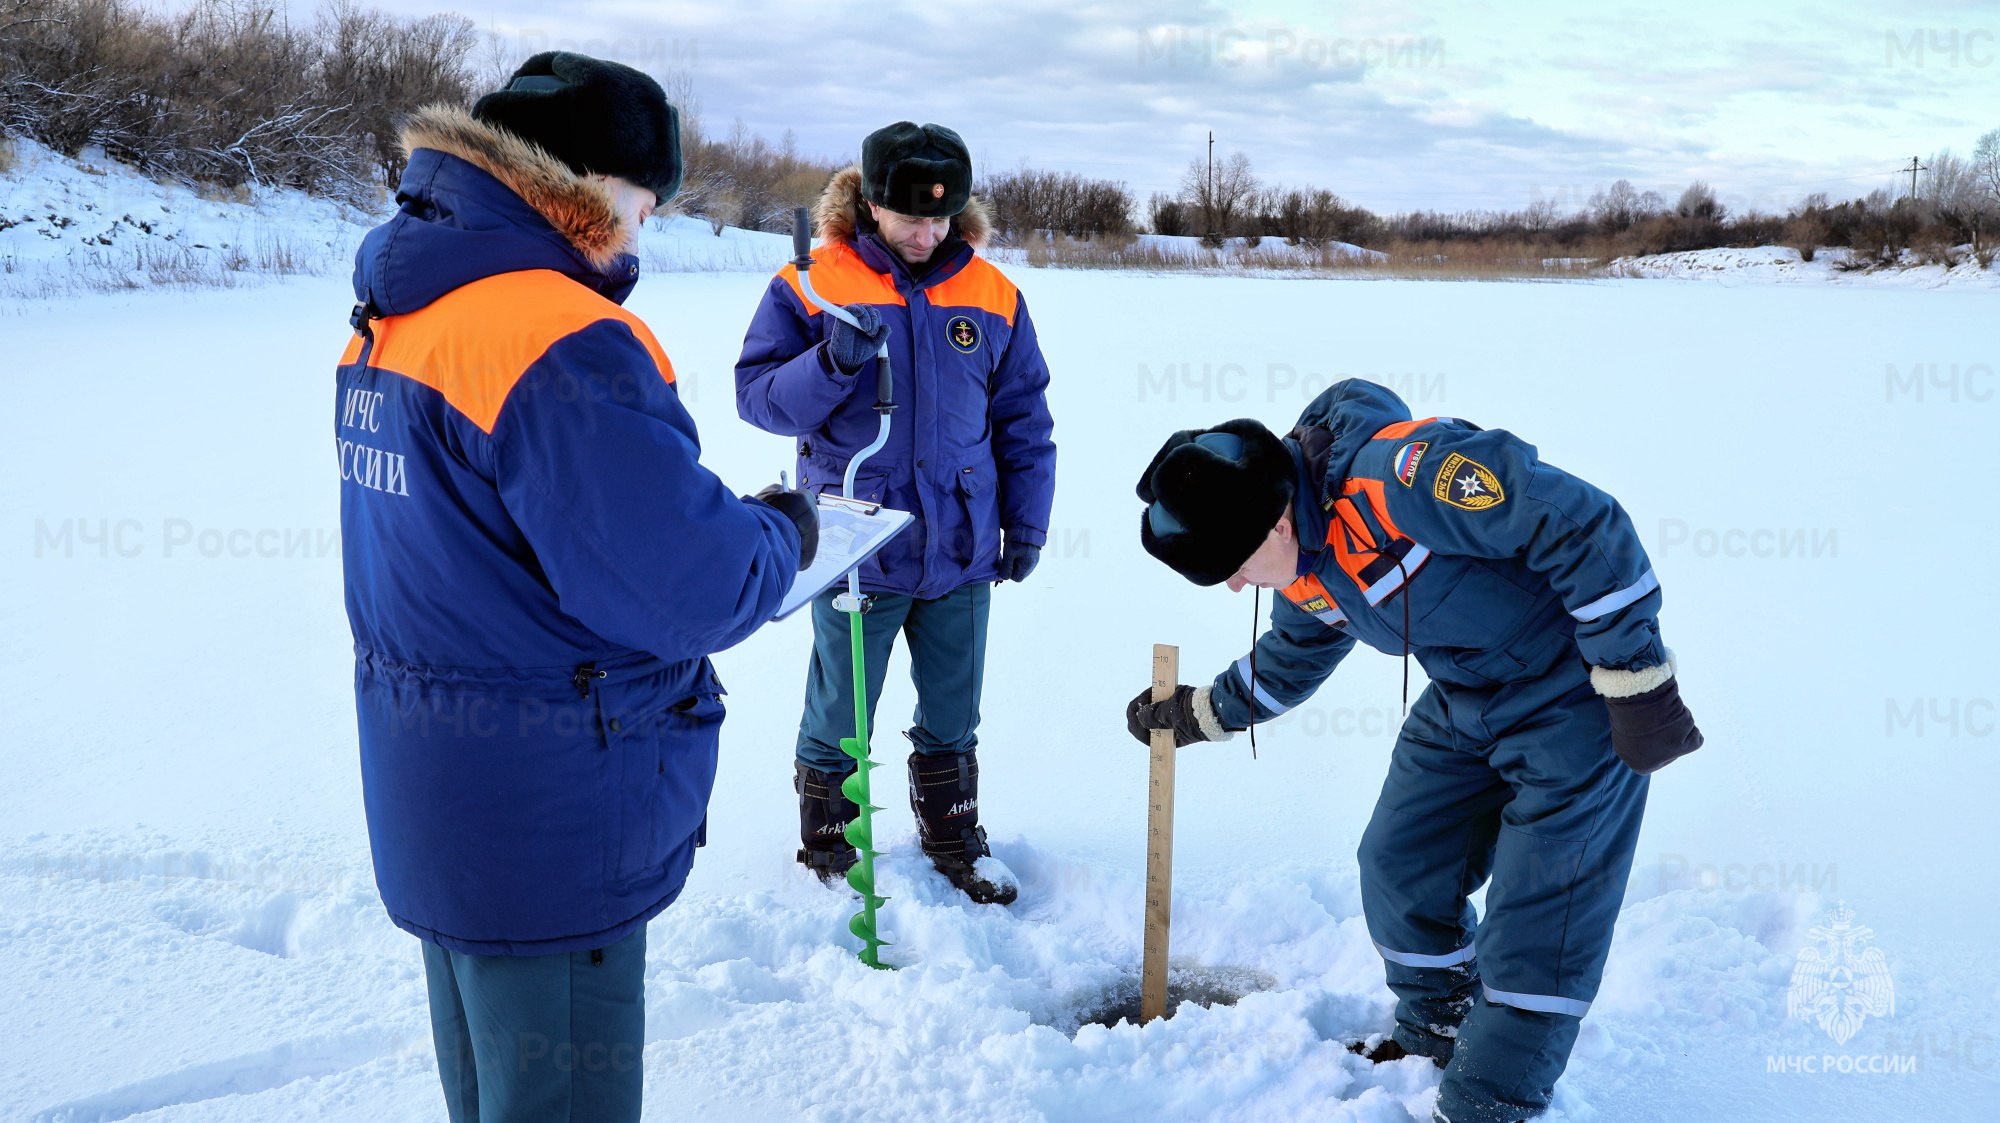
[1342,477,1411,542]
[926,256,1019,325]
[357,270,674,433]
[779,240,906,316]
[1371,417,1437,441]
[1281,572,1334,609]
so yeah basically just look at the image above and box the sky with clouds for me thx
[225,0,2000,214]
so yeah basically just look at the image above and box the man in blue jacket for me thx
[736,122,1057,905]
[338,54,816,1123]
[1127,381,1702,1123]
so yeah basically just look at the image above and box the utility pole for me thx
[1206,131,1215,241]
[1905,156,1927,201]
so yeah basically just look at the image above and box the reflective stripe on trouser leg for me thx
[1474,676,1649,1019]
[1359,686,1509,1055]
[1436,996,1584,1123]
[1433,674,1649,1123]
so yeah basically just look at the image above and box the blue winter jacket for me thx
[337,107,799,955]
[734,175,1056,598]
[1209,380,1668,730]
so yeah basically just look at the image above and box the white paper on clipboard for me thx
[774,495,914,619]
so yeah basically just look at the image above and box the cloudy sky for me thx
[270,0,2000,214]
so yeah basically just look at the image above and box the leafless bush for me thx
[1147,193,1189,237]
[675,119,838,234]
[979,167,1133,242]
[1784,193,1830,261]
[0,0,474,199]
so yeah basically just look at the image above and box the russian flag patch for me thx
[1393,441,1429,487]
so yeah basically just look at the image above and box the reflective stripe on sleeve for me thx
[1482,984,1591,1018]
[1373,940,1476,969]
[1570,569,1659,622]
[1233,654,1291,716]
[1362,543,1431,605]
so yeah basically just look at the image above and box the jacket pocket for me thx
[611,669,724,890]
[1414,562,1537,648]
[949,459,1001,567]
[1412,562,1539,684]
[805,453,891,506]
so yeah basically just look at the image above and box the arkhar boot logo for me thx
[947,316,980,354]
[815,820,851,836]
[1789,903,1895,1045]
[1433,452,1504,511]
[945,798,977,817]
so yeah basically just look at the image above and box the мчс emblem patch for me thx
[1393,441,1429,487]
[946,315,980,354]
[1433,452,1505,510]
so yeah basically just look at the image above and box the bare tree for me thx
[1588,179,1663,234]
[1180,150,1256,244]
[1974,128,2000,208]
[1522,197,1562,236]
[1674,181,1726,223]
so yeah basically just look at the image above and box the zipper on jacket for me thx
[573,662,606,699]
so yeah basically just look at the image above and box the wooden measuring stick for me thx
[1142,643,1178,1024]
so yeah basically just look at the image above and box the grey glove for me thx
[752,484,818,571]
[824,305,886,374]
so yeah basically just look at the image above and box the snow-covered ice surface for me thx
[1605,244,2000,288]
[6,206,2000,1120]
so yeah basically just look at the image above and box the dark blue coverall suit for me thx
[1206,381,1664,1122]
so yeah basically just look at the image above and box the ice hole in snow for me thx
[1046,964,1277,1034]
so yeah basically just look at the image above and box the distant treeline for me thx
[6,3,1996,267]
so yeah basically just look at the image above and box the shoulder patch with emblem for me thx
[1433,452,1505,510]
[1393,441,1429,487]
[946,315,980,354]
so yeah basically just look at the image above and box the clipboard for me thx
[774,494,914,619]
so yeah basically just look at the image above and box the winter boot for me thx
[907,751,1018,905]
[1347,1035,1446,1069]
[795,761,858,887]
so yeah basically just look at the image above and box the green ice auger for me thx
[792,207,895,969]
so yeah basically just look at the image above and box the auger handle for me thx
[791,206,813,269]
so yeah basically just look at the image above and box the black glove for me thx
[824,305,886,374]
[1603,676,1704,774]
[752,484,818,571]
[996,535,1041,583]
[1126,685,1212,748]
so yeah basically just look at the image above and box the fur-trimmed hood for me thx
[813,165,991,249]
[354,105,643,317]
[399,104,633,270]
